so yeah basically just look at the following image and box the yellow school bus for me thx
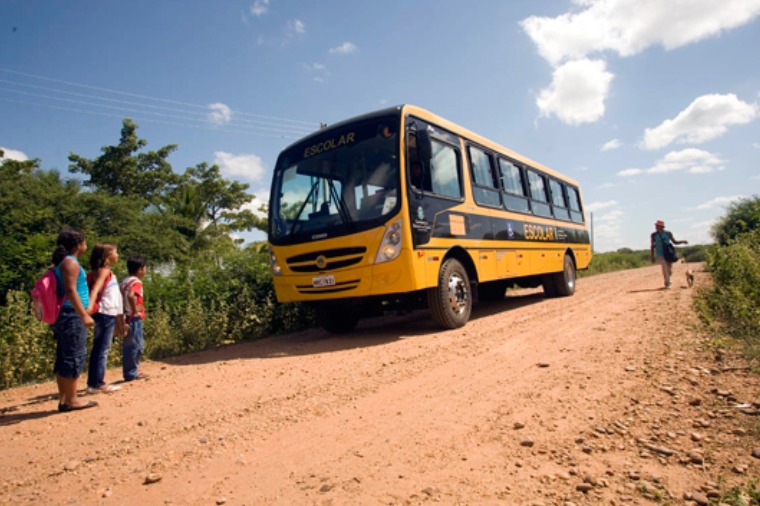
[267,105,591,332]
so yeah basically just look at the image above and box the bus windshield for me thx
[269,117,400,243]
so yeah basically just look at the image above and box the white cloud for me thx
[207,103,232,125]
[242,188,270,219]
[536,58,613,125]
[753,142,760,149]
[287,19,305,36]
[0,147,28,161]
[585,200,618,212]
[214,151,266,182]
[601,139,622,151]
[590,208,626,252]
[521,0,760,125]
[521,0,760,67]
[329,42,358,55]
[618,148,725,176]
[304,63,325,72]
[696,195,746,210]
[688,219,718,245]
[641,94,758,150]
[303,62,329,82]
[691,219,716,229]
[595,208,623,223]
[249,0,269,17]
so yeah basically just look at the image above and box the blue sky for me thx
[1,0,759,252]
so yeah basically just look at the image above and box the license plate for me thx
[312,275,336,287]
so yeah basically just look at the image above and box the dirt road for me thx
[1,263,758,505]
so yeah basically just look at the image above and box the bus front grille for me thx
[287,247,367,273]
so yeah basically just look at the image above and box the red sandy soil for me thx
[1,262,758,505]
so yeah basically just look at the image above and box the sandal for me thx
[59,400,98,412]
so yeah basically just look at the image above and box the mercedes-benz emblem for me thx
[316,255,327,269]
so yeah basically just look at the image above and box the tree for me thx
[0,157,83,299]
[711,195,760,245]
[166,162,265,249]
[68,118,179,206]
[77,191,191,264]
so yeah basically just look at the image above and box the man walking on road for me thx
[650,219,688,289]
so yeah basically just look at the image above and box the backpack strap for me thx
[121,277,139,315]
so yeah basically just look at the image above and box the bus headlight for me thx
[268,246,282,275]
[375,219,403,264]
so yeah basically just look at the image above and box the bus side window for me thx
[566,185,584,223]
[527,169,552,218]
[498,158,530,213]
[549,179,570,221]
[468,146,501,208]
[430,140,462,199]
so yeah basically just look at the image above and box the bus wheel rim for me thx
[447,274,468,314]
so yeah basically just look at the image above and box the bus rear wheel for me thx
[427,258,472,329]
[544,254,576,297]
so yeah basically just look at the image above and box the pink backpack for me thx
[30,268,66,325]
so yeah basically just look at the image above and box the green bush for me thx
[0,291,56,388]
[697,229,760,365]
[679,244,708,263]
[711,195,760,246]
[143,302,176,359]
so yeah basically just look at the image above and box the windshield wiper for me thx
[289,180,320,236]
[328,179,353,228]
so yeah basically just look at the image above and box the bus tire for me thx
[542,275,559,297]
[553,254,577,297]
[316,307,360,334]
[427,258,472,329]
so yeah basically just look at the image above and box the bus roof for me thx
[280,104,579,187]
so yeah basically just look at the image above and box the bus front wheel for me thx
[427,258,472,329]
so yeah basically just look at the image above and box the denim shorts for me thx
[53,308,88,379]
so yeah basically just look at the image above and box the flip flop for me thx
[58,400,98,412]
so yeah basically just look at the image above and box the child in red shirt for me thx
[120,256,148,381]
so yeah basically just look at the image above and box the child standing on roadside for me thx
[51,227,98,412]
[86,242,124,394]
[120,256,148,382]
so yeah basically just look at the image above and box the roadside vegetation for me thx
[694,196,760,368]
